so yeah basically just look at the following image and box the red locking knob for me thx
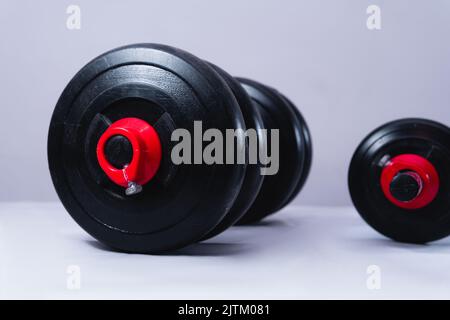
[96,118,162,191]
[380,154,439,210]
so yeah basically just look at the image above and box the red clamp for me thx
[96,117,162,189]
[380,154,439,210]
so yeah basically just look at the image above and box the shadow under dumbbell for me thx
[85,239,251,257]
[164,242,251,256]
[355,236,450,251]
[85,240,130,254]
[234,218,288,228]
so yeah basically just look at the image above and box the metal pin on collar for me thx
[125,181,143,196]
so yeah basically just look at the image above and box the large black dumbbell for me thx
[48,44,312,253]
[348,118,450,243]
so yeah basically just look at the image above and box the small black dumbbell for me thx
[48,44,312,253]
[348,118,450,243]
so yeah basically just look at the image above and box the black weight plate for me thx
[349,118,450,243]
[277,94,312,209]
[235,78,306,224]
[201,65,265,239]
[48,44,246,253]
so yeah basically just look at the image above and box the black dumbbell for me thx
[48,44,312,253]
[348,118,450,243]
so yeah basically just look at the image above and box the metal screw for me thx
[125,181,142,196]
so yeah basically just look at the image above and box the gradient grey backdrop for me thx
[0,0,449,205]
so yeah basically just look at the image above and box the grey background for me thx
[0,0,449,205]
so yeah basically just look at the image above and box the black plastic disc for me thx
[236,79,307,224]
[348,118,450,243]
[275,94,312,210]
[48,44,247,253]
[201,65,265,239]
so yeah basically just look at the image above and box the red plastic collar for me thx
[380,154,439,210]
[96,118,162,188]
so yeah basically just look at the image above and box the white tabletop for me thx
[1,202,449,299]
